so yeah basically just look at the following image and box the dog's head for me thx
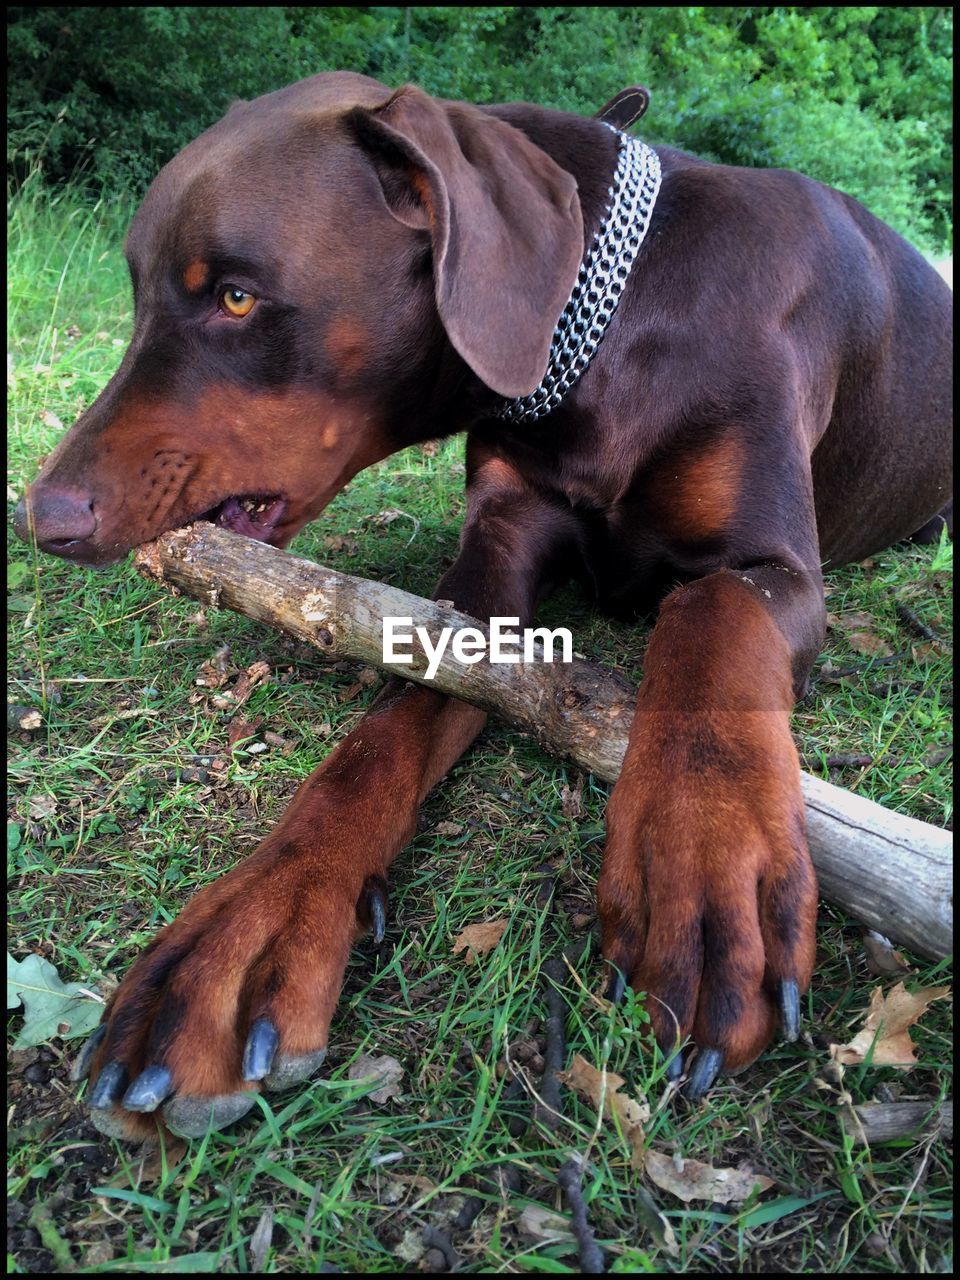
[14,71,583,564]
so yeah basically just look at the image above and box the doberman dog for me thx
[14,72,952,1140]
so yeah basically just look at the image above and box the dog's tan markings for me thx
[183,260,209,293]
[656,435,744,540]
[471,452,526,496]
[325,318,370,379]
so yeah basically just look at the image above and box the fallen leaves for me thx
[434,820,463,837]
[517,1203,573,1243]
[862,930,911,978]
[826,608,894,657]
[558,1053,649,1168]
[644,1150,775,1204]
[348,1052,404,1104]
[227,715,263,752]
[323,533,359,556]
[451,919,508,964]
[831,981,951,1069]
[7,953,103,1048]
[560,775,584,820]
[559,1052,775,1212]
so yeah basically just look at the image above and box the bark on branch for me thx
[134,523,952,960]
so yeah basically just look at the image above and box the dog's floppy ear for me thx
[348,85,583,399]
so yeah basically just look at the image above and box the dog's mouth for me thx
[197,493,288,542]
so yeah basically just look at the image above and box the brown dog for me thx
[14,71,952,1139]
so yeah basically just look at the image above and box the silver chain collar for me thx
[495,124,661,424]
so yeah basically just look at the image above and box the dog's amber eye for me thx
[220,288,256,318]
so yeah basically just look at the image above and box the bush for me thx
[7,6,951,251]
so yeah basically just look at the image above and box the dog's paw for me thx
[74,845,382,1140]
[597,725,817,1098]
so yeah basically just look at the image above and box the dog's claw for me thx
[88,1060,128,1109]
[605,967,628,1005]
[162,1091,258,1139]
[368,883,387,945]
[122,1064,174,1112]
[682,1048,723,1101]
[780,979,801,1042]
[70,1024,107,1083]
[263,1047,328,1092]
[242,1017,279,1082]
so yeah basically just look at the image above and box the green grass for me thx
[7,180,953,1274]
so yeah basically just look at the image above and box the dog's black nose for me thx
[13,486,97,557]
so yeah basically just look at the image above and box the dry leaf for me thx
[349,1052,404,1104]
[517,1203,573,1242]
[633,1183,680,1258]
[323,534,359,555]
[357,667,380,687]
[364,508,403,526]
[845,630,894,657]
[828,608,893,656]
[248,1207,274,1271]
[831,982,951,1069]
[451,919,508,964]
[862,930,911,978]
[643,1150,775,1204]
[561,775,584,820]
[28,793,58,821]
[227,716,262,751]
[435,821,463,837]
[836,610,875,630]
[558,1053,649,1166]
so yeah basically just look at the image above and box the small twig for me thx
[815,651,908,680]
[894,602,940,644]
[535,956,567,1130]
[801,753,874,772]
[557,1159,605,1274]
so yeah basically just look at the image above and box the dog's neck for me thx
[494,126,661,424]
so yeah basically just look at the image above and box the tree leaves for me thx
[348,1053,405,1105]
[451,919,508,964]
[6,953,103,1048]
[644,1150,775,1205]
[831,981,951,1069]
[558,1053,650,1167]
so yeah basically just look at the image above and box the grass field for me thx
[7,182,953,1274]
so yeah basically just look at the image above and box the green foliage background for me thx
[7,6,953,250]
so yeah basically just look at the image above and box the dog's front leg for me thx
[78,453,581,1140]
[598,564,824,1098]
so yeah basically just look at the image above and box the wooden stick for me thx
[842,1101,953,1145]
[134,524,953,960]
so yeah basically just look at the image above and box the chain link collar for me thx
[495,125,661,424]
